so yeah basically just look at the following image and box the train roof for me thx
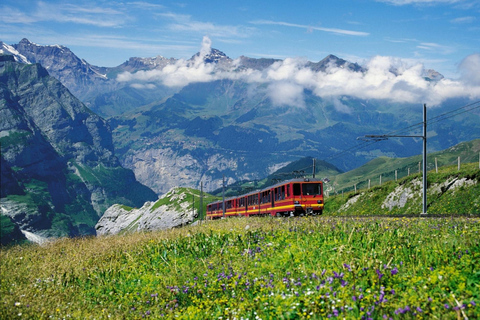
[207,178,323,205]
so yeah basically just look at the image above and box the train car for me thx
[206,178,324,219]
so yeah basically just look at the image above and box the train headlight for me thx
[317,200,323,204]
[294,201,299,204]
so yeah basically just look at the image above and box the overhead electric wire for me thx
[324,100,480,162]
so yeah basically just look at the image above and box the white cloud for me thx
[459,53,480,85]
[250,20,369,37]
[450,16,476,23]
[0,1,128,27]
[158,12,255,39]
[376,0,463,5]
[267,81,306,108]
[117,37,480,108]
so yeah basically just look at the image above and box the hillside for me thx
[328,138,480,194]
[0,58,157,244]
[325,162,479,215]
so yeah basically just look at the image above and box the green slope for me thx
[329,139,480,194]
[325,161,480,215]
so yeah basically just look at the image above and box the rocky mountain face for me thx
[96,187,200,236]
[12,39,116,103]
[0,58,157,243]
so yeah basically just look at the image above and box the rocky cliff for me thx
[0,58,157,243]
[96,188,201,236]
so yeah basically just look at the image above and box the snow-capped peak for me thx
[0,41,30,64]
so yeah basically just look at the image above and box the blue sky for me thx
[1,0,479,79]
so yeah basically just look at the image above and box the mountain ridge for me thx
[0,59,157,244]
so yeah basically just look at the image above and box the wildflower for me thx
[471,301,476,307]
[376,269,384,280]
[343,263,352,272]
[444,304,449,309]
[391,267,398,275]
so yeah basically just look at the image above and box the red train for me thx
[206,178,324,219]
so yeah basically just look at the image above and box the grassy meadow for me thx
[1,215,479,319]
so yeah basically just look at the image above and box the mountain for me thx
[12,39,177,117]
[0,57,157,243]
[109,77,479,194]
[5,39,479,197]
[307,54,365,72]
[12,38,114,102]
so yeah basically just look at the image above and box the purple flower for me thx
[416,307,423,313]
[344,263,352,272]
[376,269,384,280]
[391,267,398,275]
[430,267,434,271]
[471,301,476,306]
[444,304,450,309]
[352,295,357,301]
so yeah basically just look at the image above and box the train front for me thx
[292,179,324,216]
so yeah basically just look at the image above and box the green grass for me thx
[325,162,480,216]
[1,216,479,319]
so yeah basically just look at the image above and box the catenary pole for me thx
[360,103,428,214]
[422,104,427,215]
[222,175,226,218]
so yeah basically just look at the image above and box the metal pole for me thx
[435,158,438,173]
[458,156,461,171]
[200,181,203,221]
[422,104,427,215]
[313,158,316,179]
[222,175,226,218]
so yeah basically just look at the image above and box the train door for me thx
[244,196,247,216]
[293,183,301,199]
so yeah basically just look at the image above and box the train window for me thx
[281,186,285,199]
[293,183,301,196]
[303,183,322,195]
